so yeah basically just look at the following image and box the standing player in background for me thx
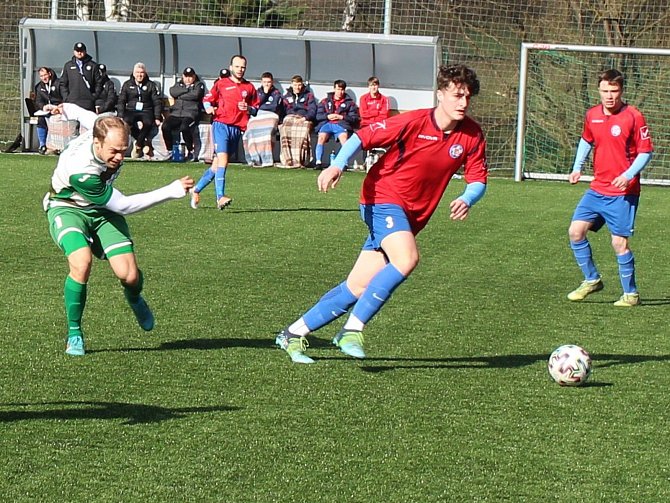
[190,55,259,210]
[276,64,488,364]
[44,116,194,356]
[567,69,653,307]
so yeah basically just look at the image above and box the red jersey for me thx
[582,103,652,196]
[356,108,488,233]
[203,77,259,131]
[359,92,390,128]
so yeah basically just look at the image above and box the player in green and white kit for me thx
[45,116,194,355]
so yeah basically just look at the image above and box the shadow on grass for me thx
[581,297,670,306]
[0,401,240,425]
[88,337,276,353]
[91,339,670,377]
[356,353,670,374]
[90,335,339,354]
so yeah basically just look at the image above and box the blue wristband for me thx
[458,181,486,207]
[332,134,362,171]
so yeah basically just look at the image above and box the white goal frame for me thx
[514,42,670,185]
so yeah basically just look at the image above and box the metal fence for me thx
[2,0,670,174]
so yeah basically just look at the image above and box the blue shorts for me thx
[360,203,412,251]
[572,189,639,237]
[319,123,347,137]
[212,122,242,154]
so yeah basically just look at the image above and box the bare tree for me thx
[76,0,90,20]
[342,0,357,31]
[76,0,129,21]
[105,0,129,21]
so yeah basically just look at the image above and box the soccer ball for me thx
[547,344,592,386]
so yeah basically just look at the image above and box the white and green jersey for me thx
[46,130,121,210]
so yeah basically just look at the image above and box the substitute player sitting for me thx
[276,64,488,363]
[567,69,653,307]
[45,116,194,355]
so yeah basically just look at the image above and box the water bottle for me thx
[171,143,183,162]
[329,151,336,165]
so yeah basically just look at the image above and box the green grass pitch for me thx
[1,153,669,502]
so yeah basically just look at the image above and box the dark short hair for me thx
[261,72,273,80]
[334,79,347,89]
[598,69,624,89]
[437,64,480,96]
[367,76,380,86]
[291,75,304,83]
[230,54,247,65]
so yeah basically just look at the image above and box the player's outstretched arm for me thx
[104,176,194,215]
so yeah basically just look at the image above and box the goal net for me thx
[515,43,670,185]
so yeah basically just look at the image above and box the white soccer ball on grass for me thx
[547,344,592,386]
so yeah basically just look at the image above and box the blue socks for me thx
[572,239,637,293]
[302,282,358,332]
[351,264,406,325]
[194,167,215,194]
[37,127,48,148]
[215,167,226,199]
[570,239,599,281]
[315,144,324,164]
[617,251,636,294]
[300,264,407,333]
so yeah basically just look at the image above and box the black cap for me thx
[73,42,87,52]
[219,68,230,78]
[183,67,195,77]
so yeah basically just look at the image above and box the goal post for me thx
[514,42,670,185]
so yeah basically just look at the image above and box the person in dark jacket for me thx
[243,71,284,167]
[59,42,101,112]
[95,64,118,114]
[117,62,163,159]
[161,67,206,161]
[314,79,360,167]
[34,66,63,154]
[278,75,317,168]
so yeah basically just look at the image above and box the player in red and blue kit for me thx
[276,64,488,363]
[567,69,653,307]
[191,55,259,210]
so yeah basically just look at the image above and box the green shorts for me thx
[47,206,134,259]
